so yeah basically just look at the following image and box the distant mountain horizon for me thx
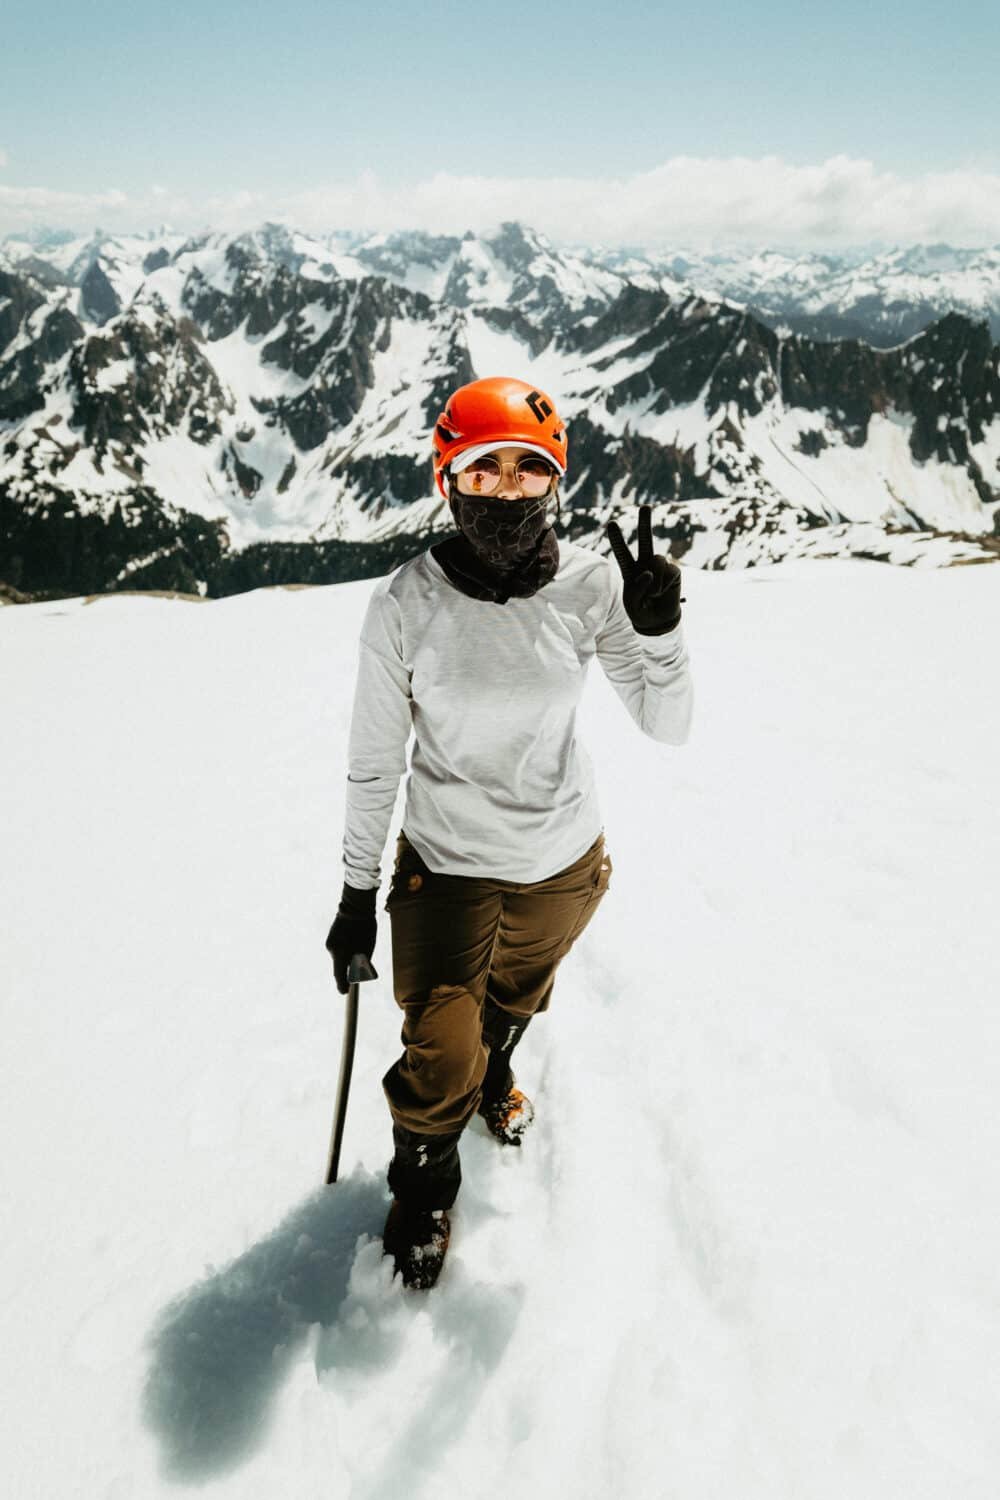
[6,220,1000,348]
[6,220,1000,256]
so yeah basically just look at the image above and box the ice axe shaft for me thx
[325,951,378,1185]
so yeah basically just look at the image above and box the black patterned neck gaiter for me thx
[433,491,560,604]
[450,492,552,566]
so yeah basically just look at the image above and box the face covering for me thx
[432,491,561,603]
[450,491,553,567]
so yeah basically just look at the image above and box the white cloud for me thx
[0,182,131,221]
[3,157,1000,249]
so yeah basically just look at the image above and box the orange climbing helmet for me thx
[432,376,568,498]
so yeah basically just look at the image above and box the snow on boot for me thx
[478,1085,535,1146]
[382,1200,451,1290]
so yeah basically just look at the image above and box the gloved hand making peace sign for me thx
[605,505,685,636]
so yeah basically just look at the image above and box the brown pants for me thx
[382,829,613,1145]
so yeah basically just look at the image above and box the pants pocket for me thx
[562,842,612,949]
[384,833,430,911]
[593,846,613,894]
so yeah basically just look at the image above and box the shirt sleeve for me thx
[594,557,694,745]
[341,578,413,891]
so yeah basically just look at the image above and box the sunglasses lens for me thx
[455,455,557,496]
[460,457,501,493]
[516,458,556,495]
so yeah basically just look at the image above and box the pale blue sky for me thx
[2,0,999,245]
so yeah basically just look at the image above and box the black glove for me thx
[325,884,377,995]
[606,505,685,635]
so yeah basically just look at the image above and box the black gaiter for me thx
[431,492,560,604]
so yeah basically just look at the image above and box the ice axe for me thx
[324,951,378,1184]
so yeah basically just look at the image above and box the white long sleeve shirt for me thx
[341,538,693,890]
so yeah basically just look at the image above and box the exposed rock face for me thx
[80,259,121,325]
[66,302,231,459]
[1,225,998,599]
[0,270,84,422]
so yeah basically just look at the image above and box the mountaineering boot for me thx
[478,1084,535,1146]
[382,1199,451,1290]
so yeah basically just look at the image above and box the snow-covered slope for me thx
[2,562,999,1498]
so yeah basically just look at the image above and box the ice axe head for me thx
[347,952,378,985]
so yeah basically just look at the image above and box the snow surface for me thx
[2,562,1000,1498]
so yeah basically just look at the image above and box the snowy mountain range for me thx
[588,242,1000,346]
[2,221,999,599]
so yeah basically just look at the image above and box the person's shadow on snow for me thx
[141,1171,386,1482]
[310,1134,528,1500]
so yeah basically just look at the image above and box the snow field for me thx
[1,559,998,1498]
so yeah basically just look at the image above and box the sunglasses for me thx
[454,455,558,498]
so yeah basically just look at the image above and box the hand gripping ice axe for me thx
[324,951,378,1184]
